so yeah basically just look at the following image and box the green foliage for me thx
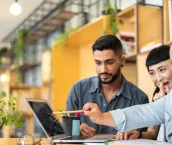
[103,3,123,35]
[56,25,80,45]
[0,91,22,128]
[14,29,28,85]
[14,29,28,65]
[0,47,8,70]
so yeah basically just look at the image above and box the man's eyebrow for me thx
[94,59,114,62]
[104,59,114,62]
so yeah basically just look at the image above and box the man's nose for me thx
[100,64,108,73]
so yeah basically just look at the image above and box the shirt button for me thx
[104,104,106,107]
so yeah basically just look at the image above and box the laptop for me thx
[25,98,114,143]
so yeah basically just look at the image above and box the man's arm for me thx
[66,84,79,111]
[66,83,96,137]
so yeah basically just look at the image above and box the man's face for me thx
[93,49,123,84]
[148,60,172,93]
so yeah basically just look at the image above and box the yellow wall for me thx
[122,62,137,85]
[137,53,155,102]
[51,16,107,111]
[52,43,80,111]
[79,42,97,79]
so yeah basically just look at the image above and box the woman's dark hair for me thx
[146,45,170,70]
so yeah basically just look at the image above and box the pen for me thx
[53,110,83,114]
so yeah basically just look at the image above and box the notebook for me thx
[24,98,114,143]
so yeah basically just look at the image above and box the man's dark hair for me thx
[146,45,170,70]
[92,35,123,57]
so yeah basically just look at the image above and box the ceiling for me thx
[0,0,45,42]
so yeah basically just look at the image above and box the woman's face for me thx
[148,60,172,93]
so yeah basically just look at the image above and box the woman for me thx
[116,45,172,141]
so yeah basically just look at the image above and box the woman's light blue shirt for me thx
[110,90,172,142]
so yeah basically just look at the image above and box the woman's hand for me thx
[116,130,140,140]
[83,103,116,127]
[83,103,103,124]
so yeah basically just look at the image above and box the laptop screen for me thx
[28,101,65,137]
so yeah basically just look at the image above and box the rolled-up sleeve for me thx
[109,109,126,132]
[109,95,167,132]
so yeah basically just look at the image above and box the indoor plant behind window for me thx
[0,91,22,128]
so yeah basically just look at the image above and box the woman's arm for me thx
[83,94,167,132]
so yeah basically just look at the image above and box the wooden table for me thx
[0,138,51,145]
[0,138,124,145]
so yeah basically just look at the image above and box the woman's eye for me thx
[149,72,154,76]
[160,68,166,73]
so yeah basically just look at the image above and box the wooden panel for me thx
[137,53,155,102]
[138,6,162,50]
[122,62,137,85]
[79,42,96,79]
[117,6,135,33]
[163,0,170,44]
[66,16,105,47]
[51,43,79,112]
[51,16,108,112]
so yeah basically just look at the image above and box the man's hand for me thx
[83,103,103,124]
[116,130,140,140]
[80,123,96,137]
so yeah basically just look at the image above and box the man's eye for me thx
[95,61,101,65]
[107,61,114,65]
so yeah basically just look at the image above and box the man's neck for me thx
[101,74,123,92]
[101,74,123,103]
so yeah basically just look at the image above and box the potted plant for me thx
[0,91,22,128]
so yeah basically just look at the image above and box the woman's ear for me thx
[121,55,125,67]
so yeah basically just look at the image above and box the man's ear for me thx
[121,55,125,67]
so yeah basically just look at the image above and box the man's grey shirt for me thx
[110,90,172,142]
[66,76,148,134]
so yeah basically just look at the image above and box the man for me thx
[66,35,148,136]
[82,44,172,143]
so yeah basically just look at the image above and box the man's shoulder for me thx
[74,76,98,85]
[125,79,147,98]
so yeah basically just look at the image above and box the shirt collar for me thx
[89,76,132,100]
[89,77,100,93]
[117,76,132,100]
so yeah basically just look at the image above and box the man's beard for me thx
[98,67,121,84]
